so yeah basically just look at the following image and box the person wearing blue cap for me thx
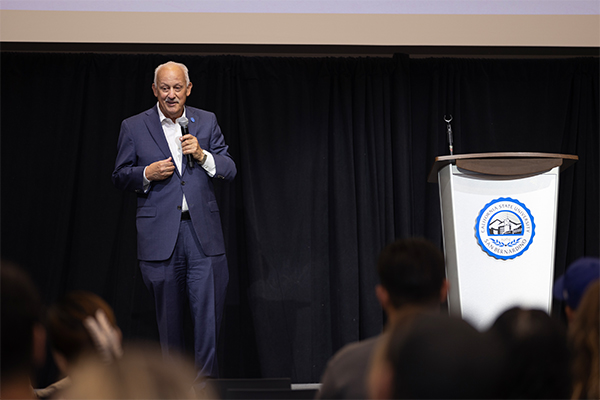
[553,257,600,322]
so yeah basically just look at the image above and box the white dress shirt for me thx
[143,105,216,212]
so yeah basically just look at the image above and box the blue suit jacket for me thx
[112,105,236,261]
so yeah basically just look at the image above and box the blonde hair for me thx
[63,343,207,399]
[569,280,600,399]
[46,291,120,363]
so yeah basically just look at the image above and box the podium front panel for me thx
[438,164,559,330]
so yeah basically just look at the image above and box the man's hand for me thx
[145,157,175,181]
[180,135,205,164]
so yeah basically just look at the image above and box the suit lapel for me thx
[185,108,198,138]
[144,106,182,177]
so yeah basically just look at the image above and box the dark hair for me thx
[377,238,446,308]
[1,261,43,378]
[568,281,600,400]
[46,291,118,363]
[489,307,570,399]
[384,313,505,399]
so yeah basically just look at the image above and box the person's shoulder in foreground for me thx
[317,335,382,400]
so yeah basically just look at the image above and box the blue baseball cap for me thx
[553,257,600,309]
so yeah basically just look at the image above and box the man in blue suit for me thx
[112,61,236,384]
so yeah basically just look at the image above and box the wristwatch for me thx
[199,152,208,165]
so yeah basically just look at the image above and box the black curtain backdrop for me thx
[1,52,598,385]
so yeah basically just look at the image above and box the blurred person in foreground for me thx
[553,257,600,322]
[488,307,570,399]
[34,291,123,399]
[1,261,46,399]
[316,237,448,399]
[568,280,600,399]
[368,313,505,399]
[61,343,207,399]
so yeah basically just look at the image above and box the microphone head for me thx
[176,116,189,127]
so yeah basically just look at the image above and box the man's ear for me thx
[565,305,575,323]
[439,279,449,303]
[376,284,391,310]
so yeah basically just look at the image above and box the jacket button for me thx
[181,181,186,185]
[177,206,182,210]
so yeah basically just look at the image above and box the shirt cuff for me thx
[142,167,151,193]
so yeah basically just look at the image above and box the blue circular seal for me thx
[475,197,536,260]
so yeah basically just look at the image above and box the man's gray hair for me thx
[154,61,190,86]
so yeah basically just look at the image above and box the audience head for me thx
[553,257,600,321]
[46,290,122,375]
[369,313,504,399]
[1,260,46,398]
[376,237,447,315]
[62,343,201,399]
[568,280,600,399]
[488,307,570,399]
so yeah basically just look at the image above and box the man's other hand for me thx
[145,157,176,181]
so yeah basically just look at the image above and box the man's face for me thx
[152,65,192,121]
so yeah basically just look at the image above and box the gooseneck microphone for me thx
[176,116,195,169]
[444,115,454,156]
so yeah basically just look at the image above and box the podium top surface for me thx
[427,152,578,183]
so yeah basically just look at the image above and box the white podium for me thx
[428,153,577,330]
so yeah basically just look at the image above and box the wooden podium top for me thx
[427,152,578,183]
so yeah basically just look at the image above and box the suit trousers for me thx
[139,218,229,382]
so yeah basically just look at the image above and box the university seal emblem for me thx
[475,197,535,260]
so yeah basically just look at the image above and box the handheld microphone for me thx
[177,116,195,169]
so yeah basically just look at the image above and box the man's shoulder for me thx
[186,106,216,120]
[328,335,381,366]
[317,335,382,399]
[121,106,216,126]
[124,106,157,122]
